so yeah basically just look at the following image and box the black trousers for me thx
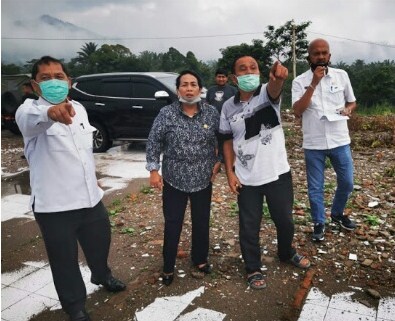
[162,181,212,273]
[34,201,111,315]
[237,171,296,274]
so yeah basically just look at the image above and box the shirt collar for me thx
[176,101,202,117]
[233,84,262,104]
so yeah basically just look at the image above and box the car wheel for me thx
[91,121,113,153]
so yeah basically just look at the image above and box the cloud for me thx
[1,0,395,64]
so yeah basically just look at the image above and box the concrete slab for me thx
[1,293,58,321]
[177,307,226,321]
[134,287,205,321]
[298,287,395,321]
[377,297,395,321]
[328,292,376,317]
[1,194,32,221]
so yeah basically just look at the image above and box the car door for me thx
[129,76,174,138]
[97,76,143,138]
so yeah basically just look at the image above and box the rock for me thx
[368,201,379,208]
[366,288,381,299]
[262,256,275,263]
[361,259,373,267]
[177,249,188,259]
[378,231,391,238]
[349,253,358,261]
[191,271,204,279]
[223,239,236,247]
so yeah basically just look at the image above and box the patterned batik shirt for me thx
[146,101,220,193]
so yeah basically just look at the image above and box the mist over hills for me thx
[2,14,104,64]
[2,14,394,66]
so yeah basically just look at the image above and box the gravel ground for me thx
[1,112,394,321]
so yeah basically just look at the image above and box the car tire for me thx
[91,121,113,153]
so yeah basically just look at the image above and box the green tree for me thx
[342,60,395,108]
[138,51,163,71]
[218,39,271,81]
[264,20,311,64]
[77,42,98,64]
[92,44,136,72]
[1,63,21,75]
[161,47,187,72]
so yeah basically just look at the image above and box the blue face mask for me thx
[36,79,69,104]
[237,74,260,92]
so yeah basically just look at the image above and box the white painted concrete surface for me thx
[1,261,99,321]
[134,287,226,321]
[298,287,395,321]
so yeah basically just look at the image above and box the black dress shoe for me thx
[91,275,126,292]
[69,310,91,321]
[161,273,174,286]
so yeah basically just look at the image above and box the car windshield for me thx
[157,75,178,93]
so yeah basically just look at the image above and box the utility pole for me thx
[292,23,296,79]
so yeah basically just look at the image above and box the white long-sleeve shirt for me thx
[16,97,103,212]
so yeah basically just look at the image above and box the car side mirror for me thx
[154,90,170,99]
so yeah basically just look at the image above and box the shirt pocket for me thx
[46,125,74,151]
[79,124,96,150]
[327,86,345,105]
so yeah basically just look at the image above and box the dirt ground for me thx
[1,112,395,321]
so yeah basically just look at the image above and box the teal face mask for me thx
[37,79,69,104]
[236,74,260,92]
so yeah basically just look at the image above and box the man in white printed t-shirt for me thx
[219,55,311,291]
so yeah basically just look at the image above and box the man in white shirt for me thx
[292,39,357,242]
[219,56,310,290]
[16,56,125,321]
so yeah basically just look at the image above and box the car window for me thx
[133,82,159,99]
[157,75,177,92]
[101,79,133,98]
[76,79,101,95]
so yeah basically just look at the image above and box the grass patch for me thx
[229,201,239,217]
[140,185,154,194]
[364,214,381,226]
[356,103,394,116]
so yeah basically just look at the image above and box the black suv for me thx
[69,72,179,152]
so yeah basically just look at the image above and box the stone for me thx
[361,259,373,267]
[366,288,381,299]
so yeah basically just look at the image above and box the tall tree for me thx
[263,20,311,64]
[76,42,98,64]
[161,47,187,72]
[1,63,21,75]
[92,44,135,72]
[218,39,271,81]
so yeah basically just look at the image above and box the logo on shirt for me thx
[237,146,255,168]
[259,124,273,145]
[214,91,224,101]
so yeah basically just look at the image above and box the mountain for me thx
[13,15,102,39]
[2,15,105,64]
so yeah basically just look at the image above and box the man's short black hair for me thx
[176,70,203,89]
[215,68,228,76]
[31,56,69,80]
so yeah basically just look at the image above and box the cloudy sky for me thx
[2,0,395,65]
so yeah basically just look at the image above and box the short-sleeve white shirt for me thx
[292,67,356,150]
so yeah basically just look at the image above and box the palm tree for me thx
[77,42,98,62]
